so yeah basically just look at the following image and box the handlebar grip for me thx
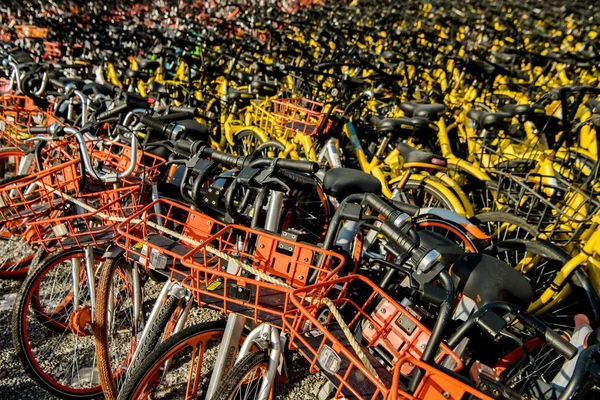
[389,200,420,216]
[103,81,122,95]
[29,126,50,134]
[275,159,319,173]
[158,112,194,123]
[139,115,169,135]
[174,140,193,155]
[524,314,578,360]
[170,106,198,115]
[280,170,317,186]
[95,103,130,122]
[544,328,578,360]
[379,221,418,255]
[209,151,248,169]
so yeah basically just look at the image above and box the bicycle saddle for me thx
[376,116,438,137]
[467,110,513,131]
[452,253,533,309]
[135,58,159,70]
[398,102,446,120]
[502,104,545,118]
[148,81,170,94]
[397,142,446,168]
[125,69,151,80]
[323,168,382,200]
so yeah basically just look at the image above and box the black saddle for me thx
[375,117,438,137]
[502,104,545,118]
[323,168,382,200]
[136,58,160,70]
[399,102,446,120]
[467,110,513,131]
[125,69,151,80]
[397,143,446,168]
[452,253,533,309]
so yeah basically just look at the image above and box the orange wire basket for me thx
[85,138,166,182]
[270,97,338,136]
[43,42,62,60]
[179,225,345,327]
[27,185,147,252]
[284,275,470,400]
[0,108,62,148]
[0,94,37,110]
[0,158,82,224]
[14,25,49,39]
[116,198,226,275]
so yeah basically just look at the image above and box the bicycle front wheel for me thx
[11,248,108,399]
[117,320,229,400]
[211,351,276,400]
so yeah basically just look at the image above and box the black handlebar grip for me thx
[95,103,130,122]
[170,106,198,115]
[364,193,397,219]
[275,159,319,173]
[280,170,317,186]
[103,81,121,95]
[174,140,193,155]
[524,314,578,360]
[544,328,578,360]
[370,116,382,127]
[379,221,418,255]
[389,200,420,216]
[139,115,169,135]
[209,151,247,169]
[29,126,49,134]
[158,112,194,123]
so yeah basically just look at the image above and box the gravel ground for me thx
[0,274,323,399]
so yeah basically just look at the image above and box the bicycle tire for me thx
[400,179,458,212]
[94,256,136,400]
[471,211,539,247]
[122,291,183,385]
[117,320,228,400]
[232,129,266,157]
[11,247,106,399]
[211,351,275,400]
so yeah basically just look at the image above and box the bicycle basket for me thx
[86,138,166,182]
[272,97,337,136]
[284,275,463,400]
[0,158,83,224]
[27,185,146,252]
[179,225,345,328]
[493,169,600,246]
[0,94,36,110]
[0,109,62,148]
[14,25,49,39]
[116,198,226,275]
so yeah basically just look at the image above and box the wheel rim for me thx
[19,251,106,395]
[226,360,270,400]
[131,329,226,399]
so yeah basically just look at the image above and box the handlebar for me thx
[27,123,138,183]
[447,301,577,360]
